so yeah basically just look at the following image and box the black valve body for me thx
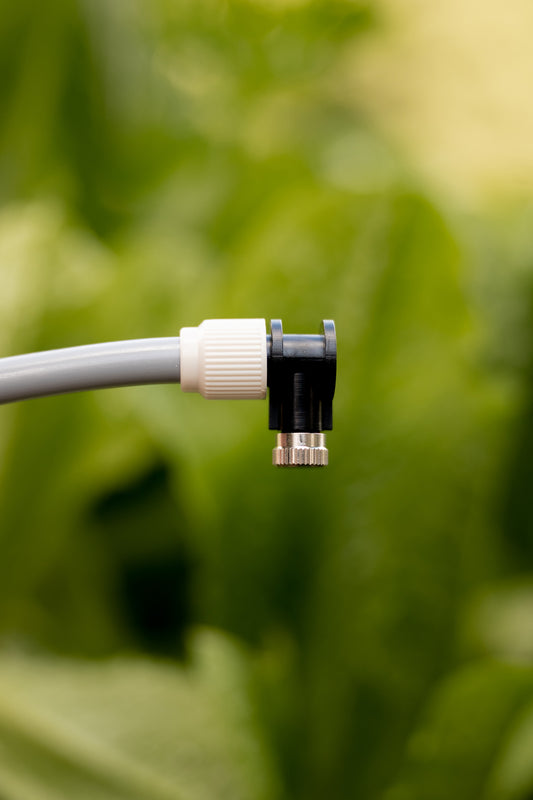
[267,320,336,433]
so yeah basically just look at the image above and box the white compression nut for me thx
[179,319,267,399]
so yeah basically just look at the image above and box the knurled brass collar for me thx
[273,432,328,467]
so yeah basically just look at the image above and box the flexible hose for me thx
[0,338,181,404]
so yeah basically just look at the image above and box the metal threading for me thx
[273,432,328,467]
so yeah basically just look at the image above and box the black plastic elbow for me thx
[268,319,336,466]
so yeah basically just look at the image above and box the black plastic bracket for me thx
[267,320,336,433]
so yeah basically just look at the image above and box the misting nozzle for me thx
[178,318,336,467]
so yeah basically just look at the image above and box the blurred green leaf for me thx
[0,629,279,800]
[385,662,533,800]
[488,697,533,800]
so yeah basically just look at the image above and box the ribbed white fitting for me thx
[179,319,267,399]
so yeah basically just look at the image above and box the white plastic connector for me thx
[179,319,267,399]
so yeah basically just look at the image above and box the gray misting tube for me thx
[0,338,181,404]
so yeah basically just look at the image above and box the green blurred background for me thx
[2,0,533,798]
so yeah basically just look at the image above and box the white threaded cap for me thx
[179,319,267,399]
